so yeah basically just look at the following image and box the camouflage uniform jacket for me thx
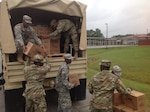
[23,58,51,98]
[55,62,74,93]
[14,23,41,46]
[88,70,130,109]
[49,19,77,37]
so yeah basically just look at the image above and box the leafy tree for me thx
[87,28,104,37]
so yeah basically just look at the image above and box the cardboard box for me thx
[122,90,146,110]
[32,25,52,38]
[50,38,60,54]
[33,25,60,55]
[113,105,126,112]
[121,106,145,112]
[41,38,50,54]
[24,42,46,57]
[41,38,60,55]
[113,90,123,106]
[69,74,80,86]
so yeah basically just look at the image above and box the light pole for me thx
[105,23,108,48]
[146,28,148,34]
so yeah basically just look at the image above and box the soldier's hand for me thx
[23,46,27,52]
[74,82,79,87]
[40,45,48,56]
[127,88,132,94]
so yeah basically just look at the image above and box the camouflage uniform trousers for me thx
[63,27,78,52]
[57,92,72,112]
[90,105,113,112]
[15,38,38,54]
[25,95,47,112]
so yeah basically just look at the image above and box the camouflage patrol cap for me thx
[23,15,32,24]
[33,54,44,62]
[64,53,73,60]
[99,60,111,67]
[112,65,122,77]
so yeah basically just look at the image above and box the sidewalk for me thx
[47,89,91,112]
[0,88,91,112]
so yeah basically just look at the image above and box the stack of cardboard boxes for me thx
[113,90,146,112]
[32,25,60,55]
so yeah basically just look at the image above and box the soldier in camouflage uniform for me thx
[88,60,131,112]
[49,19,79,58]
[55,53,76,112]
[14,15,43,63]
[23,54,51,112]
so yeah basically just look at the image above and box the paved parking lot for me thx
[0,86,91,112]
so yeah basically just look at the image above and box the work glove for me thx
[126,87,132,94]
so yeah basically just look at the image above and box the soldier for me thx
[112,65,122,78]
[88,60,131,112]
[23,54,51,112]
[48,19,79,58]
[14,15,44,63]
[55,53,77,112]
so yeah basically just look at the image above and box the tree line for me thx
[87,28,142,38]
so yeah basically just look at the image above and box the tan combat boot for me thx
[74,51,78,59]
[17,53,24,63]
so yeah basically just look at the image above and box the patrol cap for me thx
[99,60,111,67]
[33,54,44,63]
[23,15,32,24]
[112,65,122,77]
[64,53,73,60]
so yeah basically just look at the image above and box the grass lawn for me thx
[87,46,150,111]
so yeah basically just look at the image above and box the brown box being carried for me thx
[69,74,80,86]
[24,42,46,57]
[113,90,123,106]
[122,90,146,110]
[121,106,145,112]
[113,105,126,112]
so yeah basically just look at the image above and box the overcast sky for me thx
[78,0,150,37]
[1,0,150,37]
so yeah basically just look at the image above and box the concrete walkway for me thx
[0,86,5,112]
[0,88,91,112]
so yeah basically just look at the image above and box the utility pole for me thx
[146,28,148,34]
[105,23,108,48]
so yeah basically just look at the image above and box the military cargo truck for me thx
[0,0,87,111]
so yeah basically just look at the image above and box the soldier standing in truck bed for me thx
[48,19,79,58]
[14,15,44,63]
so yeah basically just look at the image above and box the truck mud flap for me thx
[70,78,86,101]
[5,88,25,112]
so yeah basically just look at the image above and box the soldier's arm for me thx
[61,68,74,89]
[14,25,25,46]
[49,22,65,37]
[24,57,31,66]
[30,27,42,45]
[88,79,93,94]
[116,79,131,95]
[43,57,51,72]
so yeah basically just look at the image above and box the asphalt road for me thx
[0,87,90,112]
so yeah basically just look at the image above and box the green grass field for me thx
[87,46,150,111]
